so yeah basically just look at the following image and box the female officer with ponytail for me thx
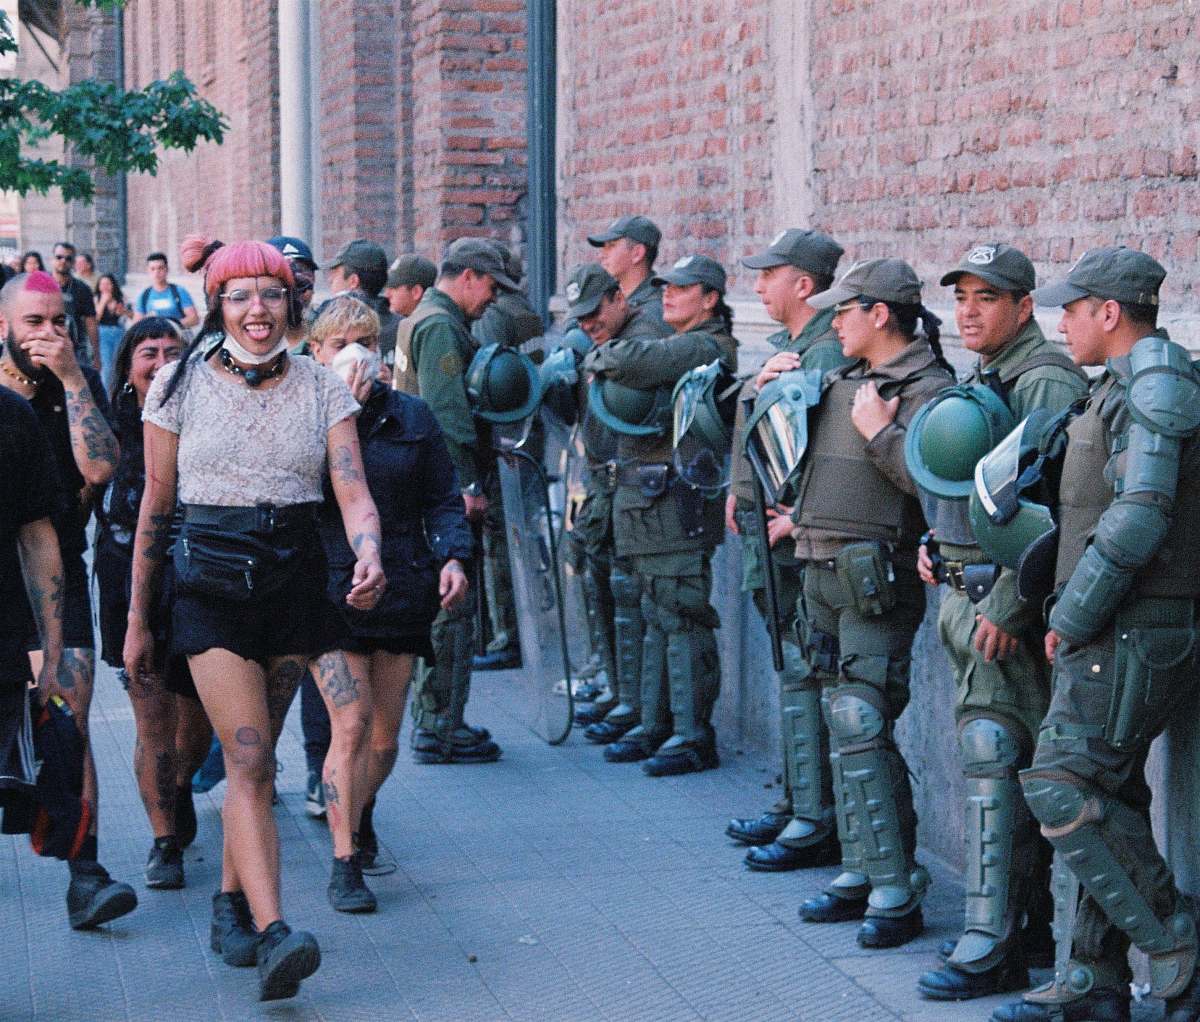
[786,259,953,949]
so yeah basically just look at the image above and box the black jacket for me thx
[319,383,472,636]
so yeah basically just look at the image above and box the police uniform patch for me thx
[439,352,463,377]
[967,245,997,266]
[566,282,581,302]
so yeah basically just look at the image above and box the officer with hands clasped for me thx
[723,229,850,872]
[393,238,520,765]
[784,259,953,948]
[978,248,1200,1022]
[904,243,1089,1001]
[586,254,738,775]
[561,263,672,745]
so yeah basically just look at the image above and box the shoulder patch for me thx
[438,352,463,378]
[1126,335,1200,437]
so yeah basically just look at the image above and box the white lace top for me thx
[143,351,359,506]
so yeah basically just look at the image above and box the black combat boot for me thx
[66,860,138,930]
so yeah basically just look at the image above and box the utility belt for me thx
[941,560,1000,604]
[616,461,714,542]
[174,502,319,603]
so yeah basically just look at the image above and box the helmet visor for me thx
[973,418,1028,523]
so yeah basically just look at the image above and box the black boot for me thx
[726,804,792,846]
[327,856,376,913]
[642,736,719,777]
[210,890,258,967]
[858,907,924,948]
[916,953,1028,1001]
[798,890,868,923]
[66,860,138,930]
[574,698,618,726]
[412,726,502,765]
[744,832,841,872]
[357,799,379,870]
[257,920,320,1001]
[990,988,1131,1022]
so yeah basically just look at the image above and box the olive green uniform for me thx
[586,316,738,757]
[731,308,849,849]
[792,340,952,921]
[1018,331,1200,1005]
[625,276,666,330]
[395,288,488,734]
[929,322,1088,976]
[470,290,544,653]
[570,307,673,723]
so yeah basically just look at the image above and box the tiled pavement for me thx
[1,661,1161,1021]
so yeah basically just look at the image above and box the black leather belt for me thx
[942,559,1000,602]
[180,502,318,534]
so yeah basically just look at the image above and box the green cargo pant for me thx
[938,586,1051,972]
[632,550,720,747]
[1022,597,1199,997]
[799,558,929,918]
[411,596,474,732]
[568,483,619,687]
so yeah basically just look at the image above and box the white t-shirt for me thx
[143,350,359,507]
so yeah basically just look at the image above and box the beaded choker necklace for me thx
[0,356,37,389]
[218,346,287,388]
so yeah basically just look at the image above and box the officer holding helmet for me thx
[976,248,1200,1022]
[560,263,671,743]
[906,243,1087,1001]
[722,229,850,872]
[585,255,737,775]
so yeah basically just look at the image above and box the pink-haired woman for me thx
[124,236,384,1001]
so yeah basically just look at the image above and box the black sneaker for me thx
[210,890,258,967]
[257,920,320,1001]
[66,860,138,930]
[145,837,184,890]
[175,785,198,849]
[328,855,377,913]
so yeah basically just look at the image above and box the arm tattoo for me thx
[331,444,363,484]
[55,648,89,691]
[64,386,118,469]
[317,654,361,708]
[142,513,173,563]
[24,571,64,645]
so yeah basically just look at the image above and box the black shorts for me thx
[316,603,434,661]
[171,544,328,667]
[19,552,94,652]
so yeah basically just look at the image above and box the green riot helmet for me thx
[905,384,1016,500]
[671,359,738,491]
[743,367,825,505]
[539,346,580,426]
[968,409,1060,602]
[465,343,542,423]
[586,376,672,436]
[561,326,592,356]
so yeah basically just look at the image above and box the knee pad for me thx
[1021,770,1099,834]
[826,689,886,748]
[958,717,1025,779]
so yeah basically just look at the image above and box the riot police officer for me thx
[587,215,667,328]
[723,229,849,871]
[586,255,738,775]
[788,259,953,948]
[559,264,672,743]
[393,237,519,764]
[978,248,1200,1022]
[904,244,1088,1000]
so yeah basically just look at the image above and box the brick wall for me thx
[408,0,529,261]
[122,0,280,269]
[557,0,775,292]
[813,0,1200,312]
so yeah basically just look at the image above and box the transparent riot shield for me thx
[496,442,574,744]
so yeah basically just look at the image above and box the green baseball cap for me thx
[386,254,437,290]
[940,243,1036,294]
[565,263,618,319]
[1032,246,1166,308]
[741,228,844,278]
[652,254,726,293]
[809,258,923,310]
[329,239,388,278]
[444,237,519,292]
[587,215,662,250]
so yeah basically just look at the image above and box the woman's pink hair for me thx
[180,234,294,298]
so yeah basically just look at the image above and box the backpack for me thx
[138,282,186,322]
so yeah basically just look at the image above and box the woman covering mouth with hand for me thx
[125,236,384,1002]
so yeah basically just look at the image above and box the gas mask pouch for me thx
[834,541,897,618]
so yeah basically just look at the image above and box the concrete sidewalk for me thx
[0,661,1159,1021]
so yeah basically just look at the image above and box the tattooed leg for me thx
[125,667,179,837]
[312,651,372,858]
[189,649,282,930]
